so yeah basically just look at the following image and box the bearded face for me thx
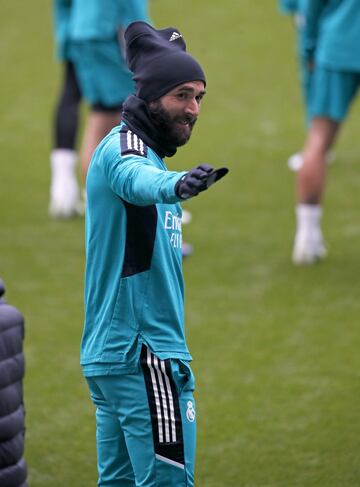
[149,100,197,147]
[148,81,205,147]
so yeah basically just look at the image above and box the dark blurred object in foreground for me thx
[0,280,28,487]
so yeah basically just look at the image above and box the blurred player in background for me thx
[49,0,150,218]
[69,0,150,181]
[292,0,360,264]
[81,21,228,486]
[279,0,335,172]
[49,0,82,218]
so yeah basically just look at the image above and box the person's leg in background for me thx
[79,105,122,180]
[77,0,152,180]
[49,61,82,218]
[292,68,359,264]
[76,39,134,182]
[292,117,339,264]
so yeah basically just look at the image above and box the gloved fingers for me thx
[189,168,210,180]
[188,188,200,196]
[186,176,207,191]
[206,167,229,188]
[175,165,227,200]
[180,186,199,198]
[197,163,213,173]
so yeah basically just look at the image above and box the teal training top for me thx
[54,0,150,53]
[69,0,149,42]
[53,0,72,60]
[278,0,309,57]
[278,0,299,14]
[301,0,360,71]
[81,124,190,377]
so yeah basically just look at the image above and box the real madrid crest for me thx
[186,400,196,422]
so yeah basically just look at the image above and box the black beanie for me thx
[125,21,206,102]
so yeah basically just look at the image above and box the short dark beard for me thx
[148,101,197,147]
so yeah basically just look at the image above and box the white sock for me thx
[50,149,77,171]
[49,149,80,217]
[295,204,322,236]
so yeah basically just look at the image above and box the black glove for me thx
[175,164,213,199]
[175,164,229,200]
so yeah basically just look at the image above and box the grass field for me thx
[2,1,360,486]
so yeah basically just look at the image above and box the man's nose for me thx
[185,98,200,117]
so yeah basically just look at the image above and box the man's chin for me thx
[175,135,191,147]
[172,126,193,146]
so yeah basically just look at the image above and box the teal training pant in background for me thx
[68,39,134,108]
[309,67,360,122]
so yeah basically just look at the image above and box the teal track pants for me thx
[86,347,196,486]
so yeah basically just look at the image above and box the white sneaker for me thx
[49,150,81,218]
[292,229,327,265]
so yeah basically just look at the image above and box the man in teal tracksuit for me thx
[81,22,228,486]
[291,0,360,264]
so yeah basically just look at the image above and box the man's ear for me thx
[148,100,160,113]
[148,101,155,110]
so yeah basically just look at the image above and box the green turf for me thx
[1,1,360,486]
